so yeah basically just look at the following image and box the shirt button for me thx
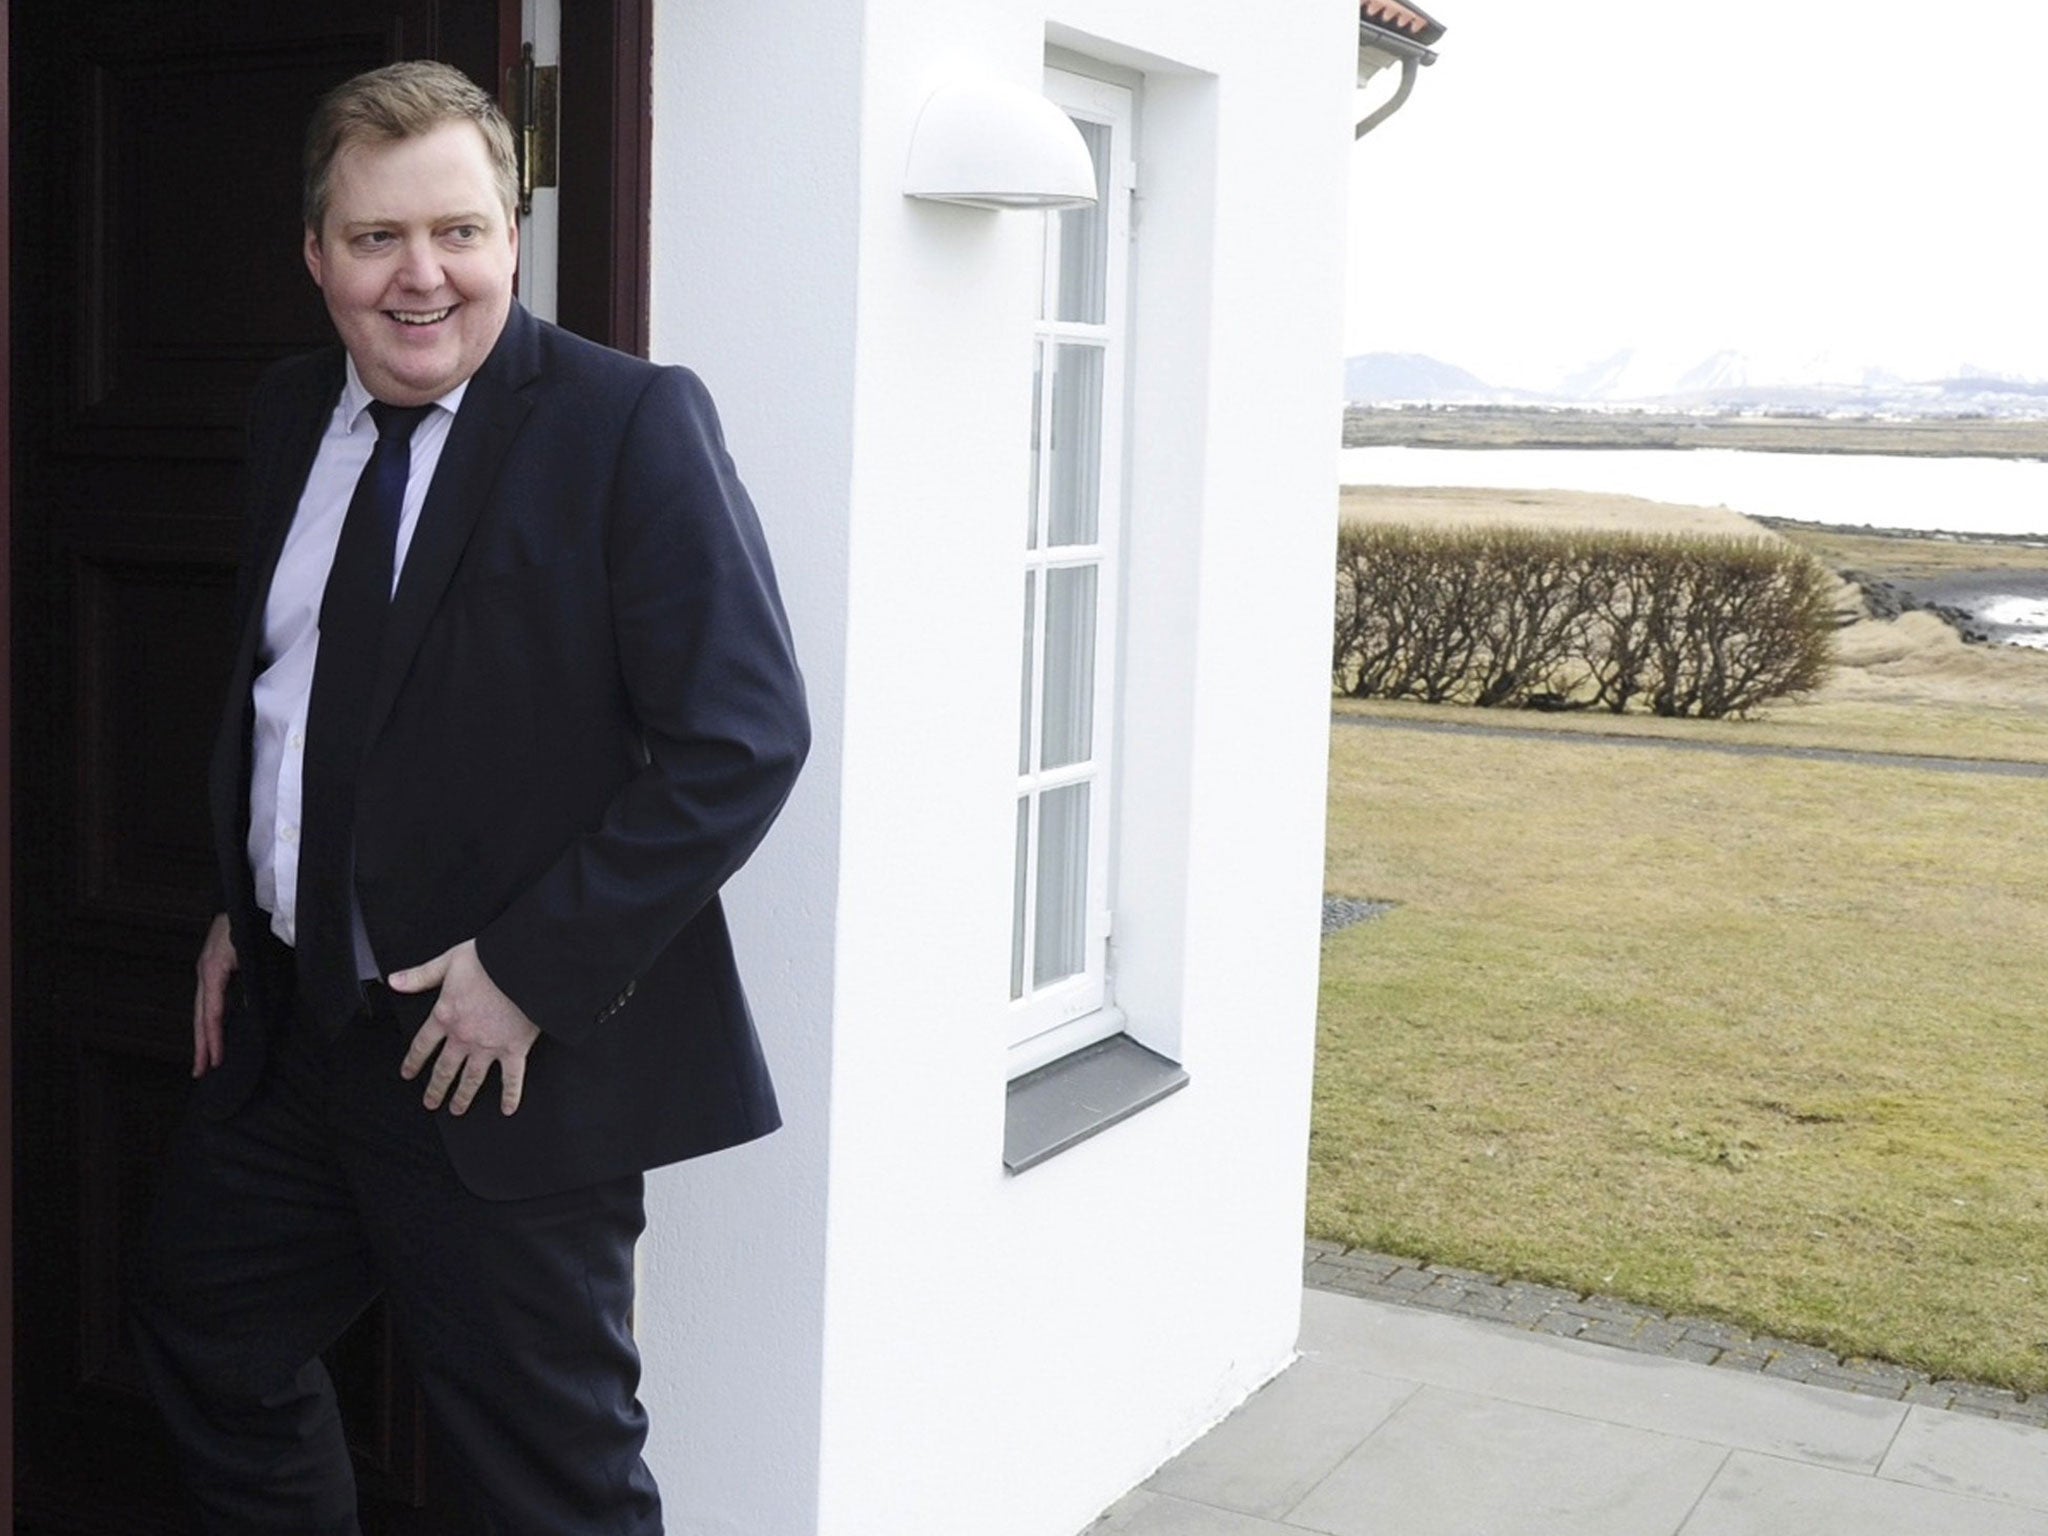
[279,825,298,845]
[289,732,305,751]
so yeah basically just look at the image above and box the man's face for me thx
[305,120,518,406]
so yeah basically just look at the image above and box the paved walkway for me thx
[1334,711,2048,779]
[1304,1245,2048,1426]
[1084,1281,2048,1534]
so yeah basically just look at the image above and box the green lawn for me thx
[1312,718,2048,1391]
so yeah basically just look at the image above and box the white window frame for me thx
[1009,68,1135,1075]
[515,0,561,321]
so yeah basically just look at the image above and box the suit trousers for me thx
[130,960,664,1536]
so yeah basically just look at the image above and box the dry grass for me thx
[1768,523,2048,579]
[1314,482,2048,1389]
[1340,485,1772,542]
[1314,726,2048,1390]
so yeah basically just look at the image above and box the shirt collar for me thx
[340,355,470,432]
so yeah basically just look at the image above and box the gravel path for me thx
[1334,711,2048,779]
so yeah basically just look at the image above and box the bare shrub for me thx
[1333,523,1835,718]
[1644,537,1836,718]
[1468,530,1596,708]
[1334,525,1485,702]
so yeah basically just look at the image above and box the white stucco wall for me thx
[638,4,861,1532]
[640,3,1357,1532]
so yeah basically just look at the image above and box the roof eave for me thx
[1358,22,1437,84]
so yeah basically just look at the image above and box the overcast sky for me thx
[1344,0,2048,389]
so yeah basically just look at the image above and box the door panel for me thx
[12,4,506,1530]
[59,49,347,456]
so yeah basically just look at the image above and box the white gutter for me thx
[1356,20,1438,139]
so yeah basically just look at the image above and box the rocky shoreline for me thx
[1742,516,2048,649]
[1844,570,2048,648]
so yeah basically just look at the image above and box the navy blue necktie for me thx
[296,400,433,1034]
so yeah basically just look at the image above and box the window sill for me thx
[1003,1033,1188,1174]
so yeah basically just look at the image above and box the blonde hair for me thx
[304,60,518,232]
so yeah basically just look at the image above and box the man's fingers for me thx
[197,1005,225,1076]
[197,978,226,1071]
[192,914,236,1079]
[387,948,454,994]
[498,1055,525,1117]
[421,1047,463,1111]
[400,1020,446,1082]
[394,939,536,1115]
[446,1053,495,1118]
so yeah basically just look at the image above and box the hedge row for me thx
[1333,524,1835,718]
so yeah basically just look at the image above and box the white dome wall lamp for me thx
[904,76,1098,210]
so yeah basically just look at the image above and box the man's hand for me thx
[389,939,541,1117]
[193,912,238,1078]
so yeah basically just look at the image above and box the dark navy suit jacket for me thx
[206,302,809,1198]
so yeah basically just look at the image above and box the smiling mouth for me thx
[389,306,454,326]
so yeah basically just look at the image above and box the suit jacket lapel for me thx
[362,303,541,749]
[209,352,343,898]
[233,362,341,674]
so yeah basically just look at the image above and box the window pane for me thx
[1018,572,1037,775]
[1027,341,1043,550]
[1011,797,1030,1000]
[1040,566,1096,770]
[1055,119,1110,324]
[1048,344,1102,546]
[1033,782,1090,988]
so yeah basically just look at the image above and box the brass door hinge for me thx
[505,42,559,214]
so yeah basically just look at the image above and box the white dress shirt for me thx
[247,358,468,965]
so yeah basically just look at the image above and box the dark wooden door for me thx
[11,4,508,1531]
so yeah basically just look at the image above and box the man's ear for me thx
[304,225,325,290]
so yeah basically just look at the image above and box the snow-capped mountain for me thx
[1341,353,1521,404]
[1344,348,2048,418]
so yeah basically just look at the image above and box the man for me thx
[130,60,808,1535]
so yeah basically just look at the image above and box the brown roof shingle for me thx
[1362,0,1446,46]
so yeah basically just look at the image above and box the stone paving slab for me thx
[1305,1243,2048,1427]
[1283,1385,1728,1536]
[1142,1355,1415,1519]
[1881,1407,2048,1511]
[1677,1450,2048,1536]
[1299,1289,1904,1473]
[1087,1491,1295,1536]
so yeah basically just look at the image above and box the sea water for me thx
[1338,446,2048,540]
